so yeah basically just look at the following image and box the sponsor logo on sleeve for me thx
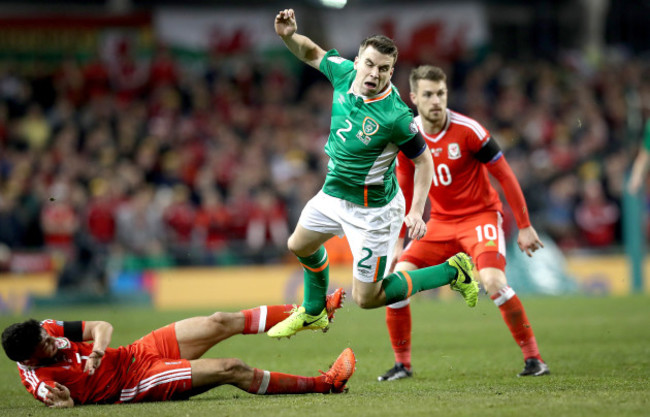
[328,56,346,64]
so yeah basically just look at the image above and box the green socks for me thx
[298,246,330,315]
[382,262,456,305]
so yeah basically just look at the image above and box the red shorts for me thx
[118,323,193,403]
[400,211,506,271]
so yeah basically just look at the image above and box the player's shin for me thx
[386,303,412,368]
[381,264,455,304]
[492,286,542,360]
[241,304,297,334]
[298,246,330,315]
[247,368,330,394]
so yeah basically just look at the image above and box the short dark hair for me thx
[409,65,447,93]
[2,319,42,362]
[359,35,398,63]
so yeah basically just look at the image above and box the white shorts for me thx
[298,190,405,283]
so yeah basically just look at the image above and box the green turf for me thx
[1,294,649,416]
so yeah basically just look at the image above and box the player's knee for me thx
[287,235,298,254]
[478,269,507,294]
[287,234,306,256]
[222,358,247,375]
[207,312,230,330]
[352,290,377,309]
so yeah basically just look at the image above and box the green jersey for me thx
[644,119,650,151]
[319,49,418,207]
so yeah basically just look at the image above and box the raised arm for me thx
[82,321,113,375]
[274,9,326,70]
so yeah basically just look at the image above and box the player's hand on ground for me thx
[44,382,74,408]
[83,350,104,375]
[275,9,297,38]
[404,213,427,240]
[517,226,544,257]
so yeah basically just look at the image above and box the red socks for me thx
[386,304,412,369]
[241,304,296,334]
[248,368,330,394]
[384,287,542,368]
[491,286,542,361]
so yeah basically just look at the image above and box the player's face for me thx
[26,330,58,364]
[353,46,395,96]
[411,79,448,125]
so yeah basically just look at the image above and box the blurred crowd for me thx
[0,40,648,289]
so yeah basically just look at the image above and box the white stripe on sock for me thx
[492,286,515,306]
[257,370,271,394]
[258,305,268,334]
[388,298,410,309]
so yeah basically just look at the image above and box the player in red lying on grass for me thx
[379,65,549,381]
[2,289,353,408]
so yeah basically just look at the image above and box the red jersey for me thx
[398,110,502,219]
[16,320,131,405]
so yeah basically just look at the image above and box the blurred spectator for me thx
[40,179,79,260]
[85,178,119,246]
[575,179,620,247]
[544,174,580,249]
[115,185,167,269]
[245,187,289,263]
[193,188,233,264]
[147,44,180,91]
[108,38,147,105]
[0,189,23,247]
[82,52,111,101]
[17,103,50,151]
[162,184,196,265]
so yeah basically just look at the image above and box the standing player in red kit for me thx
[378,66,549,381]
[2,290,354,408]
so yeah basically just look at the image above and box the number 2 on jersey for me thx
[336,119,352,142]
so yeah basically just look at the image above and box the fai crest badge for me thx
[448,143,461,160]
[362,117,380,136]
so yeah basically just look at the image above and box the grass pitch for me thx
[0,294,648,417]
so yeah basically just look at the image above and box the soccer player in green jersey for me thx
[268,9,479,339]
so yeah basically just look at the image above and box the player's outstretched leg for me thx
[447,252,479,307]
[242,288,345,335]
[243,348,356,395]
[267,288,345,339]
[320,348,356,393]
[240,348,356,395]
